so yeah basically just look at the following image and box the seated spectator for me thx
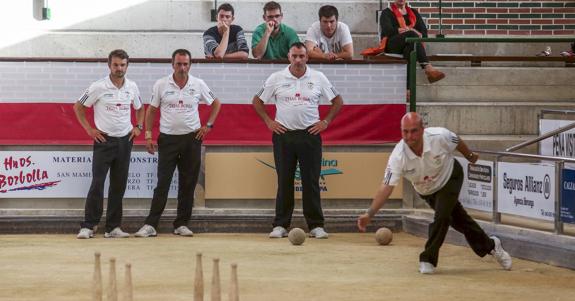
[252,1,300,59]
[203,3,249,59]
[380,0,444,84]
[305,5,354,60]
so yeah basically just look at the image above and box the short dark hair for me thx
[318,5,338,20]
[217,3,234,16]
[108,49,129,65]
[263,1,281,14]
[290,42,308,53]
[171,49,192,63]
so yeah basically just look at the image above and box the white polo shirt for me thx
[79,76,142,137]
[256,66,339,130]
[150,74,216,135]
[305,21,353,54]
[384,127,460,195]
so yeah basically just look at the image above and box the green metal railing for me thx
[404,37,575,112]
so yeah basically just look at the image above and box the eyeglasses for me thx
[265,14,282,20]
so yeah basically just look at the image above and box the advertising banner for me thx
[456,157,493,212]
[1,151,396,200]
[539,119,575,158]
[205,152,402,199]
[0,151,179,198]
[561,168,575,224]
[497,162,555,221]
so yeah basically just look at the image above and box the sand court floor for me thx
[0,233,573,301]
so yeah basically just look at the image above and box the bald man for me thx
[357,113,512,274]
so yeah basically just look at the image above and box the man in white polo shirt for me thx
[357,112,512,274]
[253,42,343,239]
[135,49,221,238]
[305,5,353,60]
[74,49,145,239]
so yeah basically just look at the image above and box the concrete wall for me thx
[0,0,382,58]
[3,1,573,59]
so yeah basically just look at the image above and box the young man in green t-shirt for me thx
[252,1,300,59]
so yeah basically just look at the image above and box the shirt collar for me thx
[105,75,127,90]
[403,133,430,159]
[423,133,431,153]
[282,66,311,80]
[404,141,418,160]
[169,73,191,88]
[271,23,284,38]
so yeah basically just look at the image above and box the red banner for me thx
[0,103,403,145]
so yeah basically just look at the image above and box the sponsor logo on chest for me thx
[105,103,130,112]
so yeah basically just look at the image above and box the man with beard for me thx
[74,49,145,239]
[252,1,300,59]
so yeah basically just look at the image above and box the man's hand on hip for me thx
[87,128,106,143]
[266,120,287,134]
[308,120,328,135]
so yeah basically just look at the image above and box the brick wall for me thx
[409,0,575,35]
[0,61,406,104]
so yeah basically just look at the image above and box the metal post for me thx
[554,161,564,234]
[437,0,445,38]
[506,121,575,152]
[409,47,417,112]
[210,0,219,22]
[492,156,501,224]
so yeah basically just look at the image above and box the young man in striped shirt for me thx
[203,3,249,59]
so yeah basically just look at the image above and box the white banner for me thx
[0,151,179,198]
[456,157,493,212]
[497,162,555,221]
[539,119,575,158]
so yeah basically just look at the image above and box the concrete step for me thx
[417,102,575,135]
[430,60,570,68]
[0,197,402,211]
[416,67,575,102]
[0,208,410,218]
[0,32,378,59]
[37,0,381,34]
[417,67,574,86]
[426,39,574,58]
[0,208,408,234]
[4,1,573,59]
[458,134,538,153]
[1,0,383,58]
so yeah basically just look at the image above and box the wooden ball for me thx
[375,227,393,245]
[288,228,306,245]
